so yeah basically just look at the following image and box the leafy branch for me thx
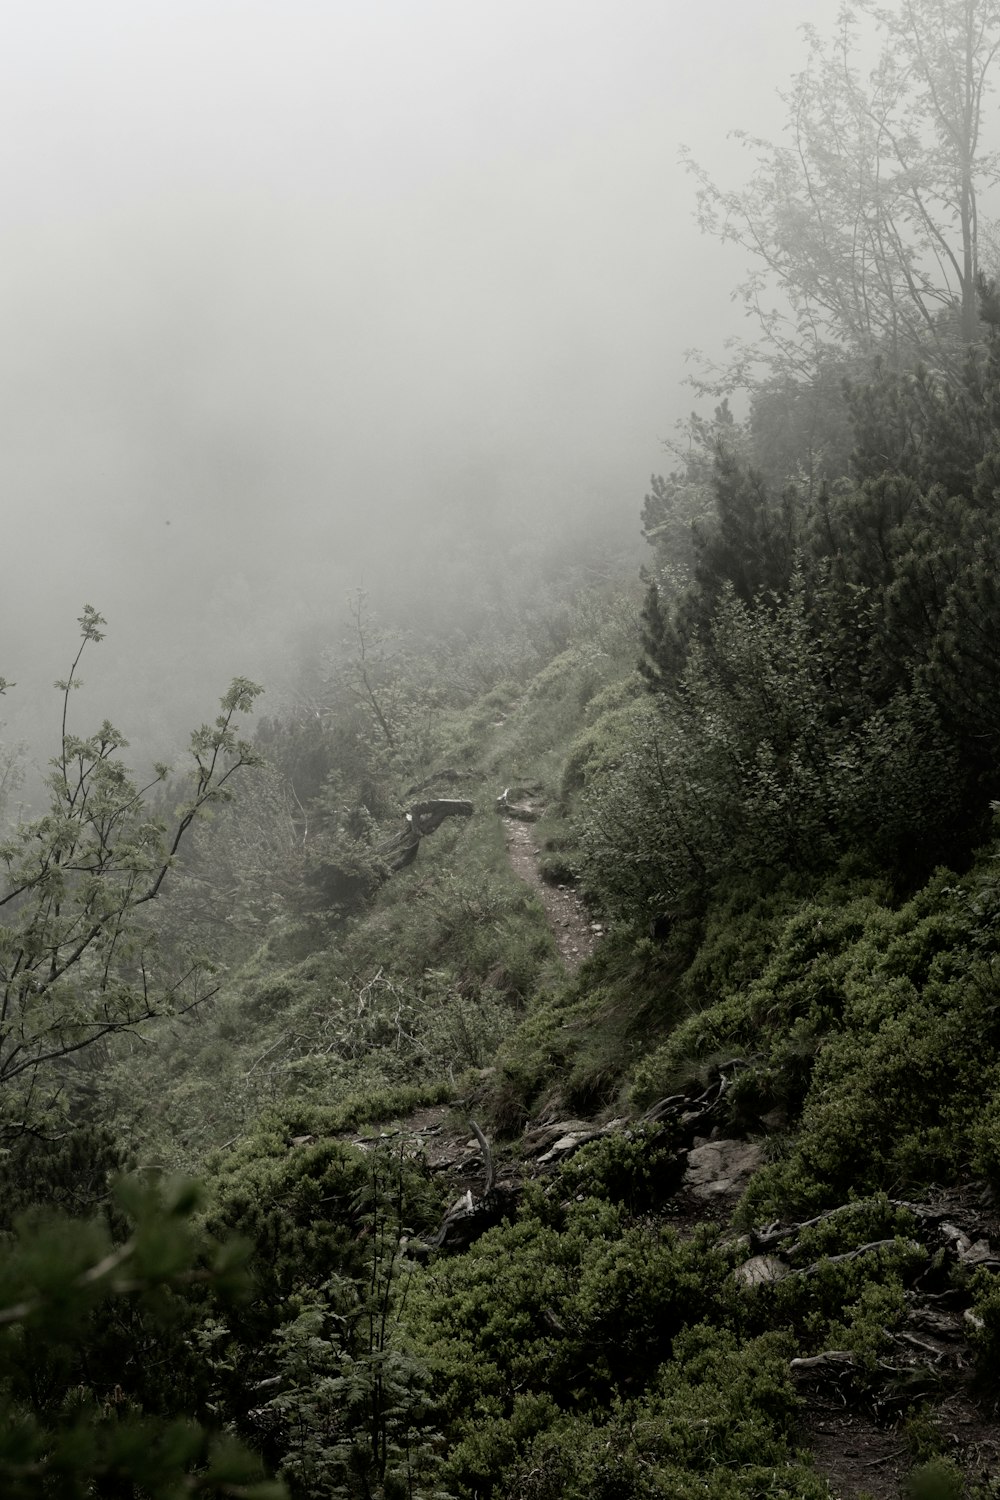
[0,1175,286,1497]
[0,608,263,1138]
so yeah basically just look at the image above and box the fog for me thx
[1,0,838,769]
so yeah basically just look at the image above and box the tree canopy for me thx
[684,0,1000,393]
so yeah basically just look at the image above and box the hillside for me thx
[6,446,1000,1496]
[11,1,1000,1495]
[11,47,1000,1496]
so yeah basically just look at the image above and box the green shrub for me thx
[0,1178,283,1498]
[904,1458,966,1500]
[435,1323,827,1500]
[555,1125,685,1215]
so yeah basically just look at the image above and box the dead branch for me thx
[790,1350,857,1372]
[795,1239,922,1276]
[469,1118,495,1196]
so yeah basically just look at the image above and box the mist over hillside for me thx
[0,0,840,774]
[8,3,1000,1495]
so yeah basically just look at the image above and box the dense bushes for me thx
[199,1131,447,1497]
[407,1198,733,1495]
[0,1177,282,1498]
[618,856,1000,1220]
[581,575,963,922]
[404,1143,934,1499]
[601,325,1000,938]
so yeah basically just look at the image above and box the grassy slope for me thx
[111,588,641,1167]
[105,580,1000,1498]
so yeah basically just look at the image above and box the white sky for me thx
[0,0,841,757]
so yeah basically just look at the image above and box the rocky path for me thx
[499,802,602,970]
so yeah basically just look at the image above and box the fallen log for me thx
[752,1196,1000,1271]
[405,768,475,797]
[379,798,474,871]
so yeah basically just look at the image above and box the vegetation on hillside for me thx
[8,2,1000,1494]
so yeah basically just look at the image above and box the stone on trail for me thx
[684,1139,763,1200]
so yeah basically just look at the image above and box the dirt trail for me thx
[501,811,602,970]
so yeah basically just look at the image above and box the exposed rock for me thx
[526,1117,628,1166]
[733,1254,789,1287]
[496,787,541,821]
[684,1139,764,1200]
[428,1185,518,1253]
[940,1221,1000,1266]
[521,1119,595,1155]
[537,1133,589,1164]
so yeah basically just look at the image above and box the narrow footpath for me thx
[500,805,601,970]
